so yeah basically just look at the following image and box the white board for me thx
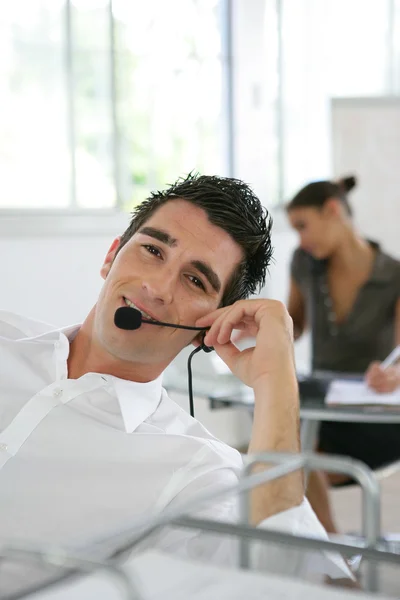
[331,97,400,258]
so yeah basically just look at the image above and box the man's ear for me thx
[100,237,121,280]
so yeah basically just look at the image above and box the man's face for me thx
[95,199,243,371]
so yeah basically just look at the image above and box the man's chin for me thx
[107,340,173,366]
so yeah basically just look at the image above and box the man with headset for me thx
[0,174,351,592]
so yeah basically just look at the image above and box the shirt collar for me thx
[18,322,81,345]
[367,241,394,284]
[59,325,164,432]
[19,320,164,433]
[111,375,163,433]
[310,240,394,284]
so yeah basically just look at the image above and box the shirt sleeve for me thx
[0,310,57,339]
[252,498,353,581]
[147,467,352,582]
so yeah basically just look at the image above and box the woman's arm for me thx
[365,297,400,392]
[287,277,306,341]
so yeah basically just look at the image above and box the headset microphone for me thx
[114,306,213,418]
[114,306,209,332]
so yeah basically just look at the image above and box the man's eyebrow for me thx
[138,227,177,247]
[191,260,221,294]
[138,226,221,293]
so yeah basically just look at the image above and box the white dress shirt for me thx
[0,311,350,595]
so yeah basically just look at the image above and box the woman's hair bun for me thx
[338,175,357,193]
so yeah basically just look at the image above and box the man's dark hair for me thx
[118,173,273,307]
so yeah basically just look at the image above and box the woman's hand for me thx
[365,362,400,393]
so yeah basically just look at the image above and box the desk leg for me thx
[300,419,320,491]
[300,419,320,452]
[300,420,380,592]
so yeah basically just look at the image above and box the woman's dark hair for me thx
[118,172,273,307]
[286,175,357,217]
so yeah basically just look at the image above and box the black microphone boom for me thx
[114,306,209,331]
[113,306,213,419]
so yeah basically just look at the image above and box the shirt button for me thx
[53,387,63,398]
[0,443,8,452]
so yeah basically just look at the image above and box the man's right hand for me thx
[231,329,253,344]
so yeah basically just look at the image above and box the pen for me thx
[381,345,400,370]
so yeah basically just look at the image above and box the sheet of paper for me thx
[325,379,400,406]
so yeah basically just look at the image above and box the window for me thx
[265,0,400,205]
[113,0,229,210]
[0,1,70,209]
[0,0,230,210]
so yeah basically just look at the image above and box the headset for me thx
[114,306,214,417]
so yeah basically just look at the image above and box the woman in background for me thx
[286,175,400,534]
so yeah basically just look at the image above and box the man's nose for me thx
[142,273,175,305]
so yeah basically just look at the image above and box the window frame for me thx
[0,0,234,235]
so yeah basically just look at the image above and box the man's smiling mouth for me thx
[123,297,157,322]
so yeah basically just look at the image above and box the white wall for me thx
[0,213,131,325]
[259,210,312,374]
[332,97,400,259]
[2,236,106,325]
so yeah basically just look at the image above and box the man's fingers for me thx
[203,308,234,345]
[199,300,293,369]
[212,340,241,371]
[196,306,228,328]
[232,329,252,343]
[197,299,264,328]
[203,303,258,346]
[217,313,257,345]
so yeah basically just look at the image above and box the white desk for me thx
[11,550,398,600]
[203,383,400,452]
